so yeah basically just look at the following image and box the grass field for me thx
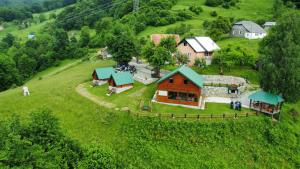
[86,82,250,115]
[0,7,65,40]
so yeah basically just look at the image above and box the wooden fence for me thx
[131,112,259,120]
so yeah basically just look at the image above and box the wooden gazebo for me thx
[248,91,284,115]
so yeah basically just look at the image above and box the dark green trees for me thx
[259,12,300,102]
[107,23,139,65]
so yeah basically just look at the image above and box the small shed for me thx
[108,72,134,94]
[248,91,284,114]
[92,67,114,86]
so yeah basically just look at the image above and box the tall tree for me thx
[259,12,300,102]
[0,54,20,91]
[2,33,15,47]
[107,23,138,65]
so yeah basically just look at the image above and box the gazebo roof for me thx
[249,91,284,105]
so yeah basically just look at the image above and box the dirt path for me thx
[129,87,147,97]
[75,84,116,109]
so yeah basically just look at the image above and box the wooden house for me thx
[248,91,284,115]
[108,72,134,94]
[177,37,220,66]
[155,65,204,107]
[92,67,114,86]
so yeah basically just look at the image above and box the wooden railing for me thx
[131,112,259,120]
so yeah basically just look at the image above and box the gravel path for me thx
[75,84,116,109]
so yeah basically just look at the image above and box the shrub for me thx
[210,11,218,17]
[205,0,223,7]
[189,6,203,15]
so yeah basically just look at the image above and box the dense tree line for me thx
[0,7,32,22]
[0,109,117,168]
[205,0,239,8]
[0,26,87,92]
[56,0,192,33]
[259,12,300,102]
[0,0,76,22]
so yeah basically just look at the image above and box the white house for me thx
[231,21,267,39]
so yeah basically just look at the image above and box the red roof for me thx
[150,34,181,45]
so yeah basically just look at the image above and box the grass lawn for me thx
[86,81,252,115]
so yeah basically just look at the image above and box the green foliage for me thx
[194,58,207,69]
[259,12,300,102]
[143,36,177,77]
[106,23,139,64]
[166,23,192,35]
[0,109,84,168]
[213,46,255,74]
[0,54,20,91]
[205,0,239,8]
[210,11,218,17]
[205,16,232,41]
[189,6,203,15]
[79,26,91,48]
[79,146,117,169]
[116,117,300,168]
[175,52,189,65]
[2,33,15,47]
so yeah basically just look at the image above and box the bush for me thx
[210,11,218,17]
[189,6,203,15]
[205,0,223,7]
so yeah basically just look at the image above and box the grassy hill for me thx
[0,7,64,40]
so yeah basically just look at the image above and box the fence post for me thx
[171,114,174,118]
[197,114,200,120]
[185,114,187,118]
[256,111,258,116]
[211,114,213,119]
[137,113,139,117]
[246,113,248,117]
[223,114,225,119]
[235,113,237,118]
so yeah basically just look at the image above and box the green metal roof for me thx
[94,67,114,80]
[249,91,284,105]
[111,72,134,86]
[157,65,204,88]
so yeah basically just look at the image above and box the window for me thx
[168,91,177,100]
[184,41,188,46]
[169,78,173,83]
[184,79,188,84]
[205,52,209,56]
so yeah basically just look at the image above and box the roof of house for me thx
[94,67,114,80]
[234,21,266,34]
[157,65,204,88]
[111,72,134,86]
[248,91,284,105]
[182,37,220,53]
[151,34,181,45]
[263,22,276,26]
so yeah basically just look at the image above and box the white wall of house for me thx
[109,85,133,94]
[245,33,267,39]
[93,80,107,86]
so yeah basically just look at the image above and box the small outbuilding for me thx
[263,22,276,30]
[248,91,284,115]
[155,65,203,108]
[92,67,114,86]
[108,72,134,94]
